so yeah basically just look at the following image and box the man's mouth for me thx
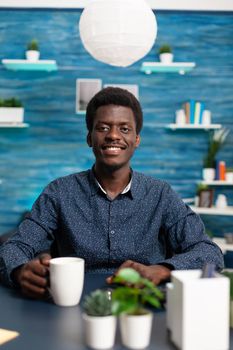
[101,144,126,154]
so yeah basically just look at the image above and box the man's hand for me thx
[107,260,171,285]
[12,253,51,299]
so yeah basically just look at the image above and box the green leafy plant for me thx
[226,167,233,173]
[27,39,39,51]
[222,271,233,300]
[83,289,112,316]
[111,268,164,316]
[196,183,209,195]
[0,98,22,107]
[159,44,172,54]
[203,128,230,168]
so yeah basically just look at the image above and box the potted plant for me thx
[0,98,24,124]
[195,183,209,207]
[222,271,233,327]
[26,39,40,61]
[82,289,117,349]
[111,268,164,349]
[158,44,173,63]
[203,128,230,181]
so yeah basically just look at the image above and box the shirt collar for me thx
[89,167,135,199]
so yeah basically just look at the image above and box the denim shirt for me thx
[0,169,224,285]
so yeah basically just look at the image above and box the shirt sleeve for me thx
[157,182,224,271]
[0,181,59,286]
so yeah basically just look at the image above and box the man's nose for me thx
[105,126,121,140]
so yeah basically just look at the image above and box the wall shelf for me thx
[141,62,196,75]
[0,122,29,128]
[166,124,222,130]
[2,59,58,71]
[190,205,233,216]
[198,180,233,186]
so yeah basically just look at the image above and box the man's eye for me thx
[97,126,109,131]
[121,127,130,133]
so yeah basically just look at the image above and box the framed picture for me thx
[198,189,214,208]
[76,79,102,114]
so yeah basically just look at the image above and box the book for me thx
[189,99,195,124]
[194,101,201,124]
[219,161,226,181]
[182,102,190,123]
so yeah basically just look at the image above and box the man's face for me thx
[87,104,140,170]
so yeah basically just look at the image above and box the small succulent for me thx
[83,289,112,316]
[159,44,172,54]
[0,98,22,107]
[27,39,39,51]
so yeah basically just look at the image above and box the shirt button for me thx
[110,230,115,235]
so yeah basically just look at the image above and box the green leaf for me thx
[117,268,141,283]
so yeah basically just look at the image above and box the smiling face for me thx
[87,104,140,172]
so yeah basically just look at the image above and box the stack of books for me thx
[182,100,205,124]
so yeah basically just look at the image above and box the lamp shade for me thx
[79,0,157,67]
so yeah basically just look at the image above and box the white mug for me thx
[175,109,186,125]
[49,257,85,307]
[202,110,211,125]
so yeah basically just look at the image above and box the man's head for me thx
[86,87,143,134]
[86,87,142,172]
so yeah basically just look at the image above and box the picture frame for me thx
[198,189,214,208]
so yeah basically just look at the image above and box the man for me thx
[0,87,223,299]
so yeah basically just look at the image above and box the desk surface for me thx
[0,274,232,350]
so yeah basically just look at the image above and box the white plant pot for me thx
[159,53,174,64]
[202,168,215,181]
[226,172,233,183]
[120,312,153,349]
[83,314,117,350]
[26,50,40,61]
[0,107,24,123]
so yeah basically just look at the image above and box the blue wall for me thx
[0,9,232,237]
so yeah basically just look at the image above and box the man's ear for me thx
[135,134,140,148]
[87,133,92,147]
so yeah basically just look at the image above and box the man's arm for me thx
[0,182,59,287]
[12,253,51,299]
[107,260,171,285]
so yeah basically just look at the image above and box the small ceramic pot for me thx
[202,168,215,181]
[26,50,40,61]
[83,314,117,349]
[120,312,153,349]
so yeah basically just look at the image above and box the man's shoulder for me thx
[133,170,168,188]
[47,170,91,190]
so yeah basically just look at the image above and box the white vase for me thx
[202,168,215,181]
[120,312,153,349]
[83,314,116,349]
[159,53,173,64]
[26,50,40,61]
[226,172,233,183]
[0,107,24,123]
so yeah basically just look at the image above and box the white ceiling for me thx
[0,0,232,11]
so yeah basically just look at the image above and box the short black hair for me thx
[86,87,143,134]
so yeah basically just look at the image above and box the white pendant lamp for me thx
[79,0,157,67]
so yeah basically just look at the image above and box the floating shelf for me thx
[166,124,222,130]
[212,238,233,254]
[0,122,29,128]
[198,180,233,186]
[141,62,196,75]
[190,205,233,216]
[2,59,58,71]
